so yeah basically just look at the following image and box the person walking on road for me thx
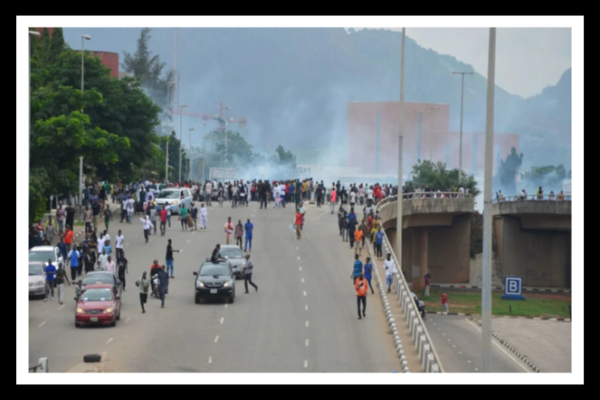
[104,204,112,231]
[243,254,258,293]
[84,205,92,233]
[295,210,303,240]
[355,274,368,319]
[63,226,74,252]
[330,187,337,214]
[56,204,66,236]
[156,265,169,308]
[104,255,116,273]
[140,215,153,243]
[44,259,56,302]
[375,229,384,259]
[364,257,374,294]
[200,203,208,230]
[441,291,448,314]
[165,239,180,278]
[224,217,233,245]
[66,247,80,281]
[97,249,108,271]
[244,218,253,252]
[117,255,128,291]
[354,228,363,255]
[159,206,168,235]
[179,204,189,231]
[55,262,70,304]
[384,253,396,293]
[191,203,199,231]
[137,271,150,313]
[115,230,124,261]
[351,254,363,283]
[235,220,244,249]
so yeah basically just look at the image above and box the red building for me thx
[33,28,119,78]
[347,101,518,177]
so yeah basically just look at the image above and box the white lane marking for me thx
[58,304,65,310]
[225,303,228,308]
[459,351,462,354]
[453,345,456,348]
[442,333,445,336]
[38,321,46,328]
[447,339,451,342]
[467,360,471,363]
[297,256,300,261]
[251,215,254,218]
[305,305,308,311]
[303,291,307,296]
[107,338,113,344]
[299,267,302,271]
[301,278,304,283]
[475,368,479,371]
[306,321,309,327]
[304,360,308,368]
[465,319,531,372]
[179,249,184,253]
[208,356,212,364]
[254,209,256,212]
[296,247,298,250]
[438,328,441,330]
[305,339,309,347]
[125,317,131,323]
[220,317,224,324]
[214,336,219,343]
[187,239,190,243]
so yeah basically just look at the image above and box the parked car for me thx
[153,187,193,214]
[29,246,64,277]
[193,259,235,304]
[81,271,122,298]
[411,292,426,320]
[74,284,121,327]
[29,262,46,298]
[218,245,245,279]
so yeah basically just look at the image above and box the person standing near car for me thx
[66,247,80,282]
[45,216,56,245]
[224,217,233,244]
[191,203,199,231]
[243,254,258,293]
[179,203,189,231]
[117,255,128,291]
[165,239,180,279]
[355,274,368,319]
[137,271,150,313]
[97,248,108,271]
[55,262,70,305]
[244,218,253,252]
[104,255,116,273]
[63,226,74,252]
[235,220,244,249]
[44,259,56,302]
[115,230,125,261]
[140,215,153,243]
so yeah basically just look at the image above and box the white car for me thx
[29,262,46,298]
[29,246,64,274]
[218,245,246,279]
[153,187,193,214]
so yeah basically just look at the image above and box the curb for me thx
[430,284,570,294]
[473,319,541,373]
[425,311,570,322]
[367,242,409,372]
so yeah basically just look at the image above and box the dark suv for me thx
[193,259,236,304]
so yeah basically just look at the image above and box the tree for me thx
[206,130,256,168]
[521,164,567,192]
[49,28,66,63]
[407,160,480,197]
[274,145,296,167]
[158,131,189,182]
[494,147,523,195]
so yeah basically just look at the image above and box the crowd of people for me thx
[495,187,567,202]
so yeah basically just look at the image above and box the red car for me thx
[74,284,121,327]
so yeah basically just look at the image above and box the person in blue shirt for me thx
[57,236,68,261]
[244,218,253,252]
[351,254,363,283]
[375,230,384,259]
[44,259,56,302]
[363,257,374,294]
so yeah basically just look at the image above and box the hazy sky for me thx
[379,28,571,98]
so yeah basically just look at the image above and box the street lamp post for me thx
[453,71,473,182]
[165,131,170,182]
[396,27,405,267]
[81,35,91,105]
[178,104,187,182]
[482,27,496,372]
[189,127,194,181]
[80,34,90,219]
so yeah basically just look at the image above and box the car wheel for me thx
[83,354,101,363]
[195,295,201,304]
[110,318,116,327]
[75,321,81,328]
[116,310,120,321]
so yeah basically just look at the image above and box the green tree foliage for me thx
[205,130,256,168]
[494,147,523,195]
[49,28,66,62]
[121,28,173,117]
[407,160,480,197]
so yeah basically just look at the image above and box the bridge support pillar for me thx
[412,229,428,291]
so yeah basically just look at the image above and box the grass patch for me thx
[420,287,570,318]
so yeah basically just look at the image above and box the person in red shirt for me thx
[355,274,369,319]
[295,211,303,240]
[63,226,74,252]
[441,291,448,314]
[160,207,168,236]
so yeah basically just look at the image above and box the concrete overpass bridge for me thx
[377,193,475,291]
[493,194,572,288]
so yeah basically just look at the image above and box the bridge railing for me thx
[493,193,572,203]
[373,196,445,372]
[376,192,470,209]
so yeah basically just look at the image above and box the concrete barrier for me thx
[417,334,426,355]
[408,310,416,332]
[426,353,435,371]
[413,325,423,344]
[421,346,431,366]
[430,363,440,372]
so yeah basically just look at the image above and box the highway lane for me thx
[28,200,400,372]
[424,314,532,372]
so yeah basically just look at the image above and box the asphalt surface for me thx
[424,314,532,372]
[29,200,401,372]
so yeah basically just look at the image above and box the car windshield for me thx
[29,251,54,262]
[220,248,243,259]
[200,263,230,276]
[83,274,113,285]
[80,288,113,302]
[29,264,44,275]
[158,190,180,199]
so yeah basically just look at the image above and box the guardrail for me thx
[29,357,48,372]
[493,193,571,202]
[374,197,444,372]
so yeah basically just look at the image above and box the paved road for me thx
[424,314,532,372]
[29,201,400,372]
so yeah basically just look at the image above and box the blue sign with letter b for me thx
[502,276,525,300]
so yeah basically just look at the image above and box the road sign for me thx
[501,276,525,300]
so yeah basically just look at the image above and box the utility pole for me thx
[189,127,194,181]
[482,27,496,372]
[396,27,405,266]
[453,71,473,181]
[178,104,187,182]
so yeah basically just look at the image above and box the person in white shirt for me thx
[104,255,116,272]
[279,183,286,208]
[383,253,396,293]
[366,186,374,206]
[165,202,172,229]
[97,249,108,270]
[349,190,357,207]
[115,230,125,261]
[126,197,135,223]
[273,185,280,208]
[97,234,106,256]
[140,215,153,243]
[205,181,213,206]
[200,203,208,230]
[120,198,127,223]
